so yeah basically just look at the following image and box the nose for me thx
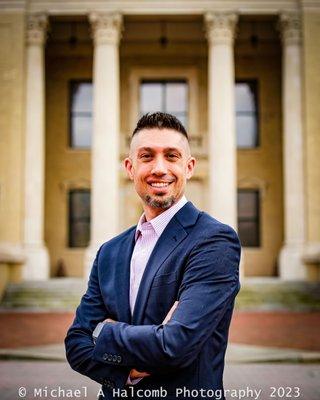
[151,155,167,175]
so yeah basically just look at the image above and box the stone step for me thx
[235,277,320,311]
[1,277,320,311]
[1,278,87,311]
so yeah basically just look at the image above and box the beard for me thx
[144,194,176,210]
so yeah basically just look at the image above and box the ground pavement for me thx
[0,310,320,399]
[0,360,319,400]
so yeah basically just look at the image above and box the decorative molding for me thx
[0,0,304,15]
[303,242,320,262]
[0,0,26,12]
[238,176,269,198]
[89,12,122,45]
[26,13,48,45]
[279,12,301,46]
[0,242,25,263]
[204,12,238,45]
[24,1,300,16]
[58,178,91,193]
[300,0,320,11]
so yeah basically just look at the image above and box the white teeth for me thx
[150,182,169,187]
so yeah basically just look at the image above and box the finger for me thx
[130,368,150,375]
[103,318,116,323]
[130,372,150,379]
[130,369,151,379]
[162,300,179,324]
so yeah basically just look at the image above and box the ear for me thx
[186,157,196,180]
[124,157,134,180]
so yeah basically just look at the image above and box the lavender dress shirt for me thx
[127,195,187,384]
[129,195,187,315]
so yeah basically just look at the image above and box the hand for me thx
[104,318,116,323]
[128,300,179,380]
[101,318,150,379]
[129,368,151,380]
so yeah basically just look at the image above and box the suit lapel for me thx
[132,202,200,325]
[116,228,136,324]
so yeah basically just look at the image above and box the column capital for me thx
[279,12,302,46]
[89,12,123,46]
[204,12,238,46]
[26,13,48,46]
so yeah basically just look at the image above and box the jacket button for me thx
[107,354,113,362]
[112,355,117,362]
[102,353,108,361]
[117,355,122,363]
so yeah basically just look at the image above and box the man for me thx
[65,112,241,399]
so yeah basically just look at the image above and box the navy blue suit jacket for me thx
[65,202,241,399]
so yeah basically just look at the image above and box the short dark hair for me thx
[132,112,189,141]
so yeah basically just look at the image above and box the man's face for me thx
[124,128,196,218]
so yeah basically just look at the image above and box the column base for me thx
[301,242,320,282]
[279,244,307,280]
[23,244,50,280]
[0,242,25,294]
[239,251,245,282]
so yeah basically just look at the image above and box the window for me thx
[235,81,259,148]
[70,81,92,148]
[68,190,90,248]
[140,80,188,127]
[237,189,260,247]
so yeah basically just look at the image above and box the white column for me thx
[85,12,122,275]
[205,12,238,229]
[23,13,49,280]
[279,12,306,280]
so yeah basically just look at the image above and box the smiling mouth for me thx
[148,182,173,188]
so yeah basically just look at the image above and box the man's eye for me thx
[167,154,178,159]
[140,154,151,159]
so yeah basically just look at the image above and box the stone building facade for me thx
[0,0,319,285]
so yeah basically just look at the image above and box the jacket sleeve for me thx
[92,225,241,370]
[64,247,130,388]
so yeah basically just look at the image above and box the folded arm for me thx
[93,226,241,370]
[64,248,130,387]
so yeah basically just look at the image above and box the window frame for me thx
[68,188,91,248]
[139,79,189,127]
[237,188,261,248]
[235,79,260,149]
[68,79,93,150]
[127,67,200,151]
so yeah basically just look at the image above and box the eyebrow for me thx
[137,147,182,155]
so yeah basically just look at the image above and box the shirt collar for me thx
[135,195,188,240]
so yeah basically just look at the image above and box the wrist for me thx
[92,322,105,344]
